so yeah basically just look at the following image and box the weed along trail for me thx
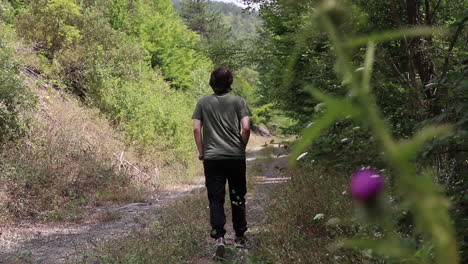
[0,139,289,264]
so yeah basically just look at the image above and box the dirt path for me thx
[0,184,204,264]
[0,144,289,264]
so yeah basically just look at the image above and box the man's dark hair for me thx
[209,67,233,95]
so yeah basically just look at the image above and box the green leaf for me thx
[289,109,341,166]
[409,171,459,264]
[289,88,361,165]
[344,27,443,49]
[306,86,360,115]
[343,239,415,260]
[362,42,375,94]
[398,125,453,160]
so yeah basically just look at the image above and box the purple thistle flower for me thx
[147,200,154,205]
[350,169,384,202]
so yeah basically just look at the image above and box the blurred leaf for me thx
[398,125,453,160]
[289,88,361,165]
[289,109,341,165]
[343,239,415,259]
[344,27,443,49]
[411,171,459,264]
[307,86,360,115]
[362,42,375,94]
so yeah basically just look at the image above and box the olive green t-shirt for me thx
[192,93,252,160]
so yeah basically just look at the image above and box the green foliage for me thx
[0,1,16,23]
[246,0,466,260]
[99,69,197,164]
[11,0,213,166]
[0,6,213,222]
[172,0,262,41]
[0,1,25,23]
[15,0,83,58]
[288,2,459,263]
[135,0,212,90]
[105,0,130,30]
[56,3,207,165]
[0,23,35,144]
[179,0,230,41]
[232,67,258,102]
[210,0,262,40]
[178,0,239,69]
[96,0,213,91]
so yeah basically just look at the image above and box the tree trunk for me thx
[406,0,438,114]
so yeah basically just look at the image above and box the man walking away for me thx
[192,67,251,260]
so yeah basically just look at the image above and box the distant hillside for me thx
[172,0,262,40]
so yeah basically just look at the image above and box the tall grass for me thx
[0,86,149,222]
[252,164,359,263]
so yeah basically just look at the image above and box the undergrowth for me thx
[0,86,149,222]
[251,163,364,264]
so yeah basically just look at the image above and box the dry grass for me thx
[0,84,148,222]
[0,74,203,223]
[70,192,210,264]
[86,210,122,223]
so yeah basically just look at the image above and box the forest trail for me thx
[0,141,290,264]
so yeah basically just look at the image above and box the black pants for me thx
[203,159,247,239]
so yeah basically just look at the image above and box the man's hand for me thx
[198,154,204,161]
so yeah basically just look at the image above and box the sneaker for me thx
[234,235,247,248]
[213,237,225,261]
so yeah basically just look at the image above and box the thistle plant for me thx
[290,1,459,263]
[350,169,384,202]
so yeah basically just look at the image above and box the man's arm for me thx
[193,119,203,160]
[240,116,250,148]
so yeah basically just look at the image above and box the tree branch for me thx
[440,17,468,80]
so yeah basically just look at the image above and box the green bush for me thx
[56,7,202,165]
[99,69,197,165]
[94,0,213,91]
[26,1,213,166]
[15,0,83,58]
[0,23,35,144]
[136,0,213,91]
